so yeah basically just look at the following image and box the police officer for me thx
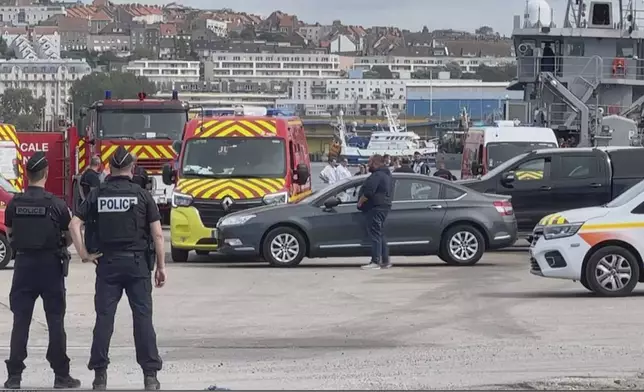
[69,145,167,391]
[132,157,151,190]
[4,151,81,389]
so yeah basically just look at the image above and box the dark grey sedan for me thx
[215,173,518,267]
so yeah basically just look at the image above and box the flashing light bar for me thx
[105,90,112,100]
[171,90,179,100]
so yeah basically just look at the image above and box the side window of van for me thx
[288,140,296,171]
[514,157,550,181]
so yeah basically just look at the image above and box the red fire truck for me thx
[2,91,189,211]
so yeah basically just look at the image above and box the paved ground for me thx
[2,231,644,389]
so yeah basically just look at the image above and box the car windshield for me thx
[181,137,286,178]
[486,142,557,170]
[605,179,644,208]
[98,109,186,140]
[0,175,17,193]
[479,152,529,181]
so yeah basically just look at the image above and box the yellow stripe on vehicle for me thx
[581,222,644,231]
[289,189,312,202]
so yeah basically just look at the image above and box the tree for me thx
[364,65,393,79]
[421,25,429,34]
[69,72,157,116]
[444,61,463,79]
[130,47,158,61]
[474,64,517,82]
[239,26,256,40]
[475,26,494,36]
[0,89,46,131]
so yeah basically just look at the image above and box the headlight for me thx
[171,191,192,207]
[219,214,256,227]
[263,191,288,205]
[543,223,583,240]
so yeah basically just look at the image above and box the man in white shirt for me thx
[319,158,340,185]
[336,158,352,180]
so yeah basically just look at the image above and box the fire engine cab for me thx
[73,90,189,212]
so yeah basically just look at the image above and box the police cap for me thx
[26,151,48,172]
[109,146,134,169]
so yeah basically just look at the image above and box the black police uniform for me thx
[4,151,81,389]
[133,164,150,190]
[80,167,101,199]
[75,146,162,390]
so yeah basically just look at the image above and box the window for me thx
[394,179,440,201]
[514,158,547,181]
[333,183,363,203]
[444,186,465,200]
[559,156,596,179]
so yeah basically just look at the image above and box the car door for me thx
[496,154,555,231]
[386,177,447,248]
[550,153,611,211]
[307,179,366,252]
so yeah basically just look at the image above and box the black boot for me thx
[144,373,160,391]
[92,369,107,390]
[3,374,20,389]
[54,374,81,389]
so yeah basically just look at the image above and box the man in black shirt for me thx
[394,157,414,173]
[80,156,102,200]
[357,154,393,270]
[433,162,457,181]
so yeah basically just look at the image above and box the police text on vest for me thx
[16,206,46,215]
[98,197,138,212]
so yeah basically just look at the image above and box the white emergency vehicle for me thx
[529,179,644,296]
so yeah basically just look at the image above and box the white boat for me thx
[332,103,437,164]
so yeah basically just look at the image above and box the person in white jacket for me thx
[336,158,352,180]
[319,158,340,185]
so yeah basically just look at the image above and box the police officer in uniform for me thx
[69,145,167,391]
[4,151,81,389]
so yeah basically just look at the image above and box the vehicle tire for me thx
[171,247,189,263]
[262,226,306,267]
[196,250,209,256]
[0,233,10,269]
[580,278,593,292]
[584,246,639,297]
[439,224,485,266]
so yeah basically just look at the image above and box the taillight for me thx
[493,200,513,216]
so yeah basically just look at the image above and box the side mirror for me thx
[294,163,309,185]
[161,163,175,186]
[471,162,483,176]
[501,171,516,184]
[323,197,341,209]
[171,140,182,153]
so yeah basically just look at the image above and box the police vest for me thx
[11,193,59,251]
[95,183,143,249]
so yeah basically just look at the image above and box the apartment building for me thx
[125,59,200,85]
[0,59,91,118]
[353,55,516,77]
[203,52,342,81]
[0,5,65,26]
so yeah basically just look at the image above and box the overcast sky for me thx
[109,0,576,35]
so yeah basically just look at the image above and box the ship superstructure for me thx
[510,0,644,146]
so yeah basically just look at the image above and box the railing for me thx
[516,55,644,82]
[542,102,635,129]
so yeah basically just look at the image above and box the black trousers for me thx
[6,254,70,376]
[88,252,162,374]
[364,208,390,264]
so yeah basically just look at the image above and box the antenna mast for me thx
[564,0,586,28]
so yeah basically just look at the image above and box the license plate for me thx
[211,229,217,238]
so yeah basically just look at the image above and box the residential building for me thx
[202,52,341,81]
[153,91,286,107]
[1,26,60,59]
[260,11,298,34]
[0,59,91,120]
[119,4,163,24]
[205,19,227,37]
[87,22,131,53]
[193,40,327,60]
[0,5,65,26]
[352,55,516,76]
[298,24,332,45]
[156,79,289,95]
[125,59,199,85]
[52,16,89,51]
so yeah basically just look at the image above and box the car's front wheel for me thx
[0,233,11,269]
[171,247,189,263]
[262,226,306,267]
[585,246,640,297]
[439,224,485,266]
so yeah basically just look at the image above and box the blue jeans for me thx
[364,208,390,264]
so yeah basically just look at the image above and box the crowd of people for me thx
[320,152,457,186]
